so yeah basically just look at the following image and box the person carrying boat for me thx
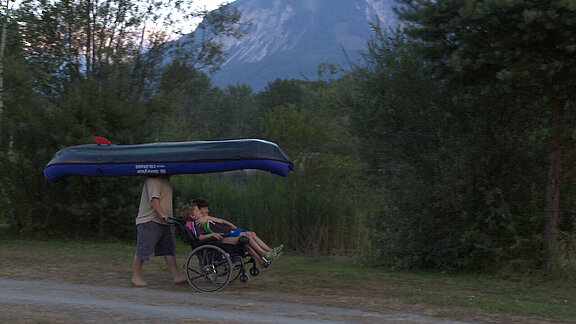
[131,175,188,287]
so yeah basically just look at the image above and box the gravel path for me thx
[0,277,477,323]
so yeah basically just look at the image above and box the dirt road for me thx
[0,277,475,323]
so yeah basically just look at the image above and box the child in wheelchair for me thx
[179,202,283,267]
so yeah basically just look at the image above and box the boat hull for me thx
[43,139,294,182]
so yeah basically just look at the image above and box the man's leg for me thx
[164,255,187,284]
[133,222,162,287]
[154,224,187,284]
[131,255,149,287]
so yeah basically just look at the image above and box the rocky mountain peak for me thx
[205,0,400,91]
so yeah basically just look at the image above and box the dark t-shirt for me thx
[187,220,233,238]
[203,221,233,234]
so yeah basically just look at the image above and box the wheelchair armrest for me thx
[238,235,249,245]
[191,235,249,250]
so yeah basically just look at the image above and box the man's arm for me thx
[151,197,169,221]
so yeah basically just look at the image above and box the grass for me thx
[267,256,575,320]
[0,235,575,323]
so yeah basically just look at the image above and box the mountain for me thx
[204,0,401,91]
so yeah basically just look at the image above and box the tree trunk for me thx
[0,1,14,220]
[0,0,9,128]
[544,147,561,270]
[543,98,565,271]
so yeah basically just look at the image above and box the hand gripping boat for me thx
[43,137,294,182]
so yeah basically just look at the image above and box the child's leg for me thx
[246,246,267,267]
[246,232,273,252]
[221,235,268,256]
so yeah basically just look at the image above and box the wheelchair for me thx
[171,218,260,292]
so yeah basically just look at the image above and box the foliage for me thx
[0,55,146,237]
[212,84,260,138]
[0,0,246,238]
[173,169,369,255]
[256,79,307,110]
[148,61,215,140]
[348,24,549,271]
[2,1,368,253]
[393,0,576,270]
[168,4,248,72]
[2,0,574,274]
[166,76,369,254]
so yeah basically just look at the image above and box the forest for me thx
[1,0,575,273]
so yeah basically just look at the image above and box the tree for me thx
[0,0,246,236]
[256,79,307,111]
[209,84,260,138]
[15,0,244,93]
[0,0,13,129]
[149,60,215,140]
[395,0,576,270]
[166,3,247,72]
[0,0,15,220]
[346,18,555,270]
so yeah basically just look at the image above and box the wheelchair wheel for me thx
[228,254,245,285]
[239,273,249,283]
[185,245,233,293]
[250,265,259,276]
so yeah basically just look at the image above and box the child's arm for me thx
[212,217,237,229]
[194,216,213,225]
[198,233,223,241]
[196,216,237,229]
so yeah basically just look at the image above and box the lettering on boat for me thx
[135,164,167,174]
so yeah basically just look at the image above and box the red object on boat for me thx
[92,136,111,145]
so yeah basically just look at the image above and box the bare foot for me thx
[131,277,149,287]
[174,275,187,284]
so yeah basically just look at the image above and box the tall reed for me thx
[172,170,370,254]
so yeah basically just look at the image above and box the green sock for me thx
[264,251,276,260]
[273,245,284,253]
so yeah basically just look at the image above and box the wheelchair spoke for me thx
[185,245,233,292]
[185,267,204,281]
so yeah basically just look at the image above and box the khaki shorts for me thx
[136,221,176,260]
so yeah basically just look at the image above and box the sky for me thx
[181,0,232,33]
[7,0,231,10]
[5,0,235,33]
[7,0,233,34]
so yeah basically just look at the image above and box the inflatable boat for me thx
[43,138,294,182]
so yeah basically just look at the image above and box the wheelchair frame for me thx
[171,218,260,292]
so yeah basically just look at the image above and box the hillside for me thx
[198,0,401,91]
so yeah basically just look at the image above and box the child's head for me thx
[179,203,202,221]
[193,198,210,217]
